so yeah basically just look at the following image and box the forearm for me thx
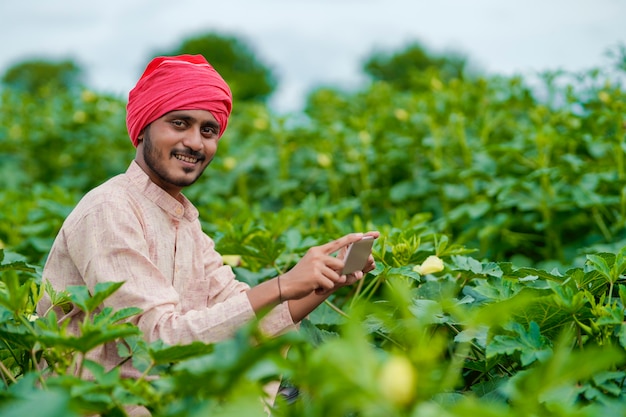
[246,277,282,312]
[246,277,330,323]
[286,290,331,323]
[247,232,378,324]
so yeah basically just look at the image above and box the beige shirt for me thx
[38,161,294,378]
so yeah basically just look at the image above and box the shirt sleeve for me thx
[197,233,296,337]
[64,199,293,346]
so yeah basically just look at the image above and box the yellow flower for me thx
[379,354,417,407]
[81,89,97,103]
[317,153,332,168]
[413,255,444,275]
[430,77,443,90]
[253,117,269,130]
[358,130,372,145]
[221,255,242,267]
[223,157,237,171]
[598,91,611,104]
[8,125,22,140]
[73,111,87,124]
[394,108,409,121]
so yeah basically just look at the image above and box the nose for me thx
[183,129,203,151]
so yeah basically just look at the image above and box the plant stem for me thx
[323,299,348,317]
[0,360,17,384]
[350,274,382,306]
[349,278,365,308]
[134,361,155,387]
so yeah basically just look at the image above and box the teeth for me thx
[175,154,198,163]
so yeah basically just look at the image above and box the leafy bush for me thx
[2,222,626,416]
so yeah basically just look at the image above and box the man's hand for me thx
[333,231,379,290]
[322,230,379,293]
[280,231,380,300]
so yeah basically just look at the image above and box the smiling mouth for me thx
[174,154,201,164]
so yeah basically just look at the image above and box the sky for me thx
[1,0,625,113]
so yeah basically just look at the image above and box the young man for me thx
[37,55,378,382]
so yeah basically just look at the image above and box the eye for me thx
[168,118,193,130]
[201,125,219,138]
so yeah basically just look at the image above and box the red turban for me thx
[126,54,233,147]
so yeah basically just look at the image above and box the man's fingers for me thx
[364,231,380,239]
[316,276,336,292]
[324,255,344,271]
[363,255,376,272]
[320,264,344,283]
[319,233,364,255]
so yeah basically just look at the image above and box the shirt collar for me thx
[126,161,199,222]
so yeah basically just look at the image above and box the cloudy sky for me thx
[1,0,625,112]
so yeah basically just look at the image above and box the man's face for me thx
[135,109,221,197]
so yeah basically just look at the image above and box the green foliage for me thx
[363,41,468,89]
[3,224,626,416]
[3,56,625,266]
[1,58,84,94]
[158,32,277,103]
[1,41,626,416]
[0,87,129,192]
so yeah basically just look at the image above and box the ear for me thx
[137,125,149,143]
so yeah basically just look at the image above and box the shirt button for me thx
[175,207,183,216]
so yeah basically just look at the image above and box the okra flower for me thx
[414,255,444,275]
[222,255,242,267]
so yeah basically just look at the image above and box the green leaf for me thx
[0,270,38,313]
[586,254,613,283]
[619,284,626,309]
[0,249,37,274]
[308,300,345,326]
[547,280,587,313]
[486,322,552,366]
[618,324,626,349]
[451,255,502,278]
[34,307,141,354]
[148,340,215,365]
[67,281,124,314]
[503,264,565,283]
[463,276,521,304]
[44,280,72,313]
[91,306,141,326]
[0,389,79,417]
[387,266,421,281]
[469,375,509,400]
[504,333,626,409]
[75,324,141,354]
[409,299,447,324]
[300,318,337,347]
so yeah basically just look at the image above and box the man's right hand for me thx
[279,233,367,300]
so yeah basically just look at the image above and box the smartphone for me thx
[341,236,375,275]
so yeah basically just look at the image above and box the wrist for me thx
[277,275,284,304]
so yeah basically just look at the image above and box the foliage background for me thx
[1,34,626,416]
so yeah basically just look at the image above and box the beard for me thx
[142,128,209,189]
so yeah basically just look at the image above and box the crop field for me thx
[1,53,626,416]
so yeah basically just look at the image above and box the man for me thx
[37,55,378,384]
